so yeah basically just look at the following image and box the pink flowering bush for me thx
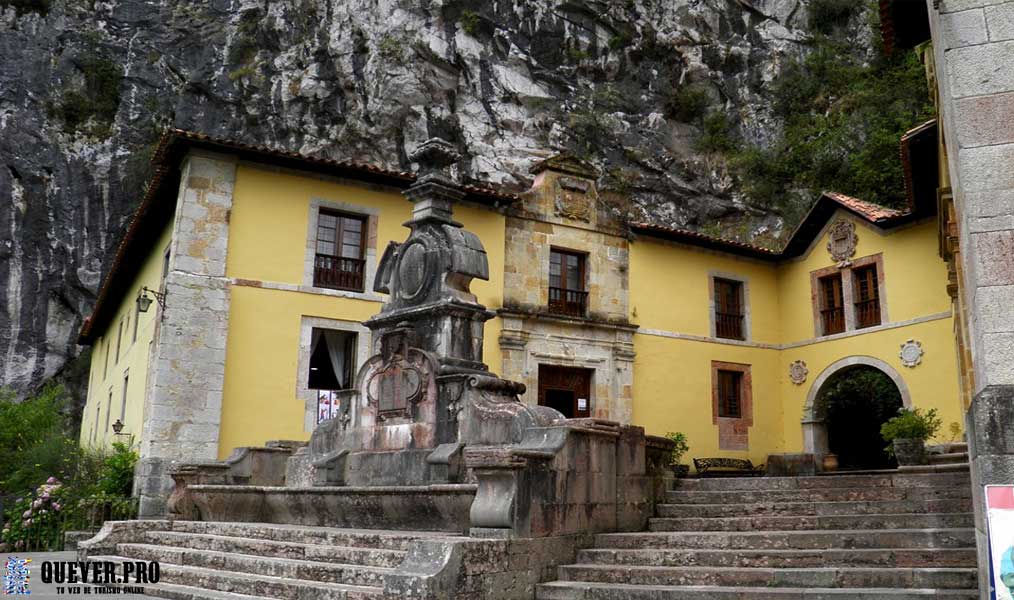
[1,387,139,551]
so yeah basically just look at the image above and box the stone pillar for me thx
[135,152,236,517]
[926,1,1014,596]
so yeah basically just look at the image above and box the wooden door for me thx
[538,365,592,418]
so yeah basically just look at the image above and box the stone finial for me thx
[409,138,461,182]
[404,138,465,223]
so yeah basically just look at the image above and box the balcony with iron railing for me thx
[715,311,744,340]
[548,287,589,317]
[855,299,882,329]
[821,307,846,336]
[313,254,365,292]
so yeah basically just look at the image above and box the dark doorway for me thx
[538,365,592,419]
[816,366,904,470]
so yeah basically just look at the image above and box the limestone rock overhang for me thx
[77,129,519,345]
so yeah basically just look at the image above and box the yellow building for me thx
[77,130,962,515]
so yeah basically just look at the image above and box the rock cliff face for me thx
[0,0,874,399]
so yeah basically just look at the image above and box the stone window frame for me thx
[708,271,752,342]
[711,360,753,451]
[296,315,371,433]
[302,198,380,301]
[809,253,889,338]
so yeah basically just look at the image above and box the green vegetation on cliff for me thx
[733,39,934,218]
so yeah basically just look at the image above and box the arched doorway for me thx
[802,357,911,470]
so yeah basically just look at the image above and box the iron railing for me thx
[855,299,882,329]
[313,255,365,292]
[821,307,846,335]
[548,287,588,317]
[715,311,744,340]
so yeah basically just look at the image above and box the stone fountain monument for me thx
[306,138,562,490]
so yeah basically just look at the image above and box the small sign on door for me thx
[577,398,587,412]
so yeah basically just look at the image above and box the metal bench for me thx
[693,457,765,477]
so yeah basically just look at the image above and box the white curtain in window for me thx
[311,329,323,355]
[323,330,348,389]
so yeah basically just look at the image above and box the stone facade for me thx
[135,152,236,518]
[926,3,1014,593]
[499,156,636,424]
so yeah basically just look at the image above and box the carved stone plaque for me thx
[899,339,924,368]
[789,360,808,385]
[555,189,592,222]
[827,220,858,267]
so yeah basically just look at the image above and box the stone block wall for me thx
[927,1,1014,596]
[136,152,237,517]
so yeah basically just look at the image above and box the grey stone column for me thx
[927,1,1014,596]
[135,152,237,518]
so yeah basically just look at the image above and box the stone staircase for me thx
[90,520,457,600]
[537,471,979,599]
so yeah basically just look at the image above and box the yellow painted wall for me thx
[629,240,781,343]
[629,213,961,463]
[777,214,952,341]
[79,218,174,450]
[633,335,784,465]
[218,164,505,456]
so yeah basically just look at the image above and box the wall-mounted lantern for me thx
[111,419,125,435]
[136,286,166,313]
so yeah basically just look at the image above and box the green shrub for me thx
[807,0,857,34]
[227,9,264,66]
[0,387,139,552]
[97,440,139,497]
[56,55,123,136]
[731,38,934,213]
[378,34,406,62]
[881,408,942,443]
[0,385,75,497]
[698,112,737,153]
[460,10,480,36]
[664,432,690,466]
[665,85,710,123]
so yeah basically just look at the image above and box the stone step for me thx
[115,581,277,600]
[666,486,971,505]
[162,520,450,551]
[556,564,978,589]
[143,531,406,567]
[116,543,392,587]
[895,463,970,474]
[656,498,972,518]
[575,547,978,569]
[647,512,974,532]
[676,472,970,492]
[594,528,976,550]
[930,453,969,465]
[91,556,381,600]
[535,581,979,599]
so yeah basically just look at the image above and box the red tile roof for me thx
[823,191,907,222]
[78,129,519,344]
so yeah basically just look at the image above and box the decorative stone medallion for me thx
[554,176,592,222]
[789,360,808,385]
[899,339,924,368]
[827,220,858,267]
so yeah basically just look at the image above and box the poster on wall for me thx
[318,390,333,424]
[987,485,1014,600]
